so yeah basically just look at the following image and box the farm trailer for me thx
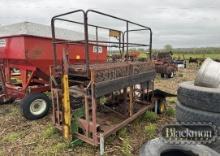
[153,52,178,78]
[50,9,169,151]
[0,22,107,120]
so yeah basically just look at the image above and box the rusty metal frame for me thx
[0,63,50,102]
[51,9,152,76]
[50,63,156,146]
[50,9,155,147]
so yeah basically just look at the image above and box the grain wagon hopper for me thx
[0,22,107,120]
[50,9,167,149]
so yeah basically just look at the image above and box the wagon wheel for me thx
[20,93,51,120]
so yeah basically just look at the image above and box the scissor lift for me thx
[50,10,164,148]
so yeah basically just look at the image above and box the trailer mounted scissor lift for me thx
[50,10,167,150]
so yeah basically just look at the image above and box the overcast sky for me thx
[0,0,219,48]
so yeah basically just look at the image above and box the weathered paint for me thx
[0,35,108,75]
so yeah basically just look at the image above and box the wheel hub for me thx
[160,103,165,113]
[30,99,47,115]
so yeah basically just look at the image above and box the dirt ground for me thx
[0,64,198,156]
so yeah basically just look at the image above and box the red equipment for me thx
[0,22,107,119]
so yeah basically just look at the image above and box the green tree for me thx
[164,44,173,51]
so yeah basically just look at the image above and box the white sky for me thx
[0,0,220,48]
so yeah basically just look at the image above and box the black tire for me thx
[0,98,15,105]
[208,137,220,153]
[167,71,174,78]
[140,138,219,156]
[178,81,220,113]
[176,101,220,126]
[184,61,187,68]
[20,93,51,120]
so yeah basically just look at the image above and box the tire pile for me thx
[176,81,220,126]
[176,81,220,153]
[176,58,220,153]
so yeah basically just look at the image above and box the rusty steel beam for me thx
[129,86,134,116]
[84,95,90,137]
[102,104,154,139]
[90,70,98,144]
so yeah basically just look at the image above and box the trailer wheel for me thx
[155,98,166,114]
[20,93,51,120]
[167,71,174,78]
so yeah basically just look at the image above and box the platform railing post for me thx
[84,95,90,137]
[100,133,105,156]
[91,70,98,145]
[84,12,90,76]
[51,18,57,67]
[129,85,134,116]
[149,29,153,59]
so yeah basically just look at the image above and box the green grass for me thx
[42,124,58,139]
[105,134,117,144]
[118,128,128,138]
[120,137,132,156]
[52,142,68,153]
[167,97,176,105]
[0,149,4,156]
[8,105,19,115]
[117,128,133,155]
[2,132,21,142]
[143,111,158,122]
[138,52,149,59]
[144,124,157,139]
[34,141,69,154]
[99,96,107,105]
[178,73,184,77]
[165,107,176,117]
[173,53,220,60]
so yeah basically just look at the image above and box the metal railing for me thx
[51,9,152,77]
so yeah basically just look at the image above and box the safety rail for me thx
[51,9,152,77]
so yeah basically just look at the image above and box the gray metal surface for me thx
[95,71,155,97]
[0,22,101,41]
[195,58,220,88]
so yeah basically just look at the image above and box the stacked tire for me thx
[176,81,220,126]
[176,81,220,153]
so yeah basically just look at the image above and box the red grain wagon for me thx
[0,22,107,119]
